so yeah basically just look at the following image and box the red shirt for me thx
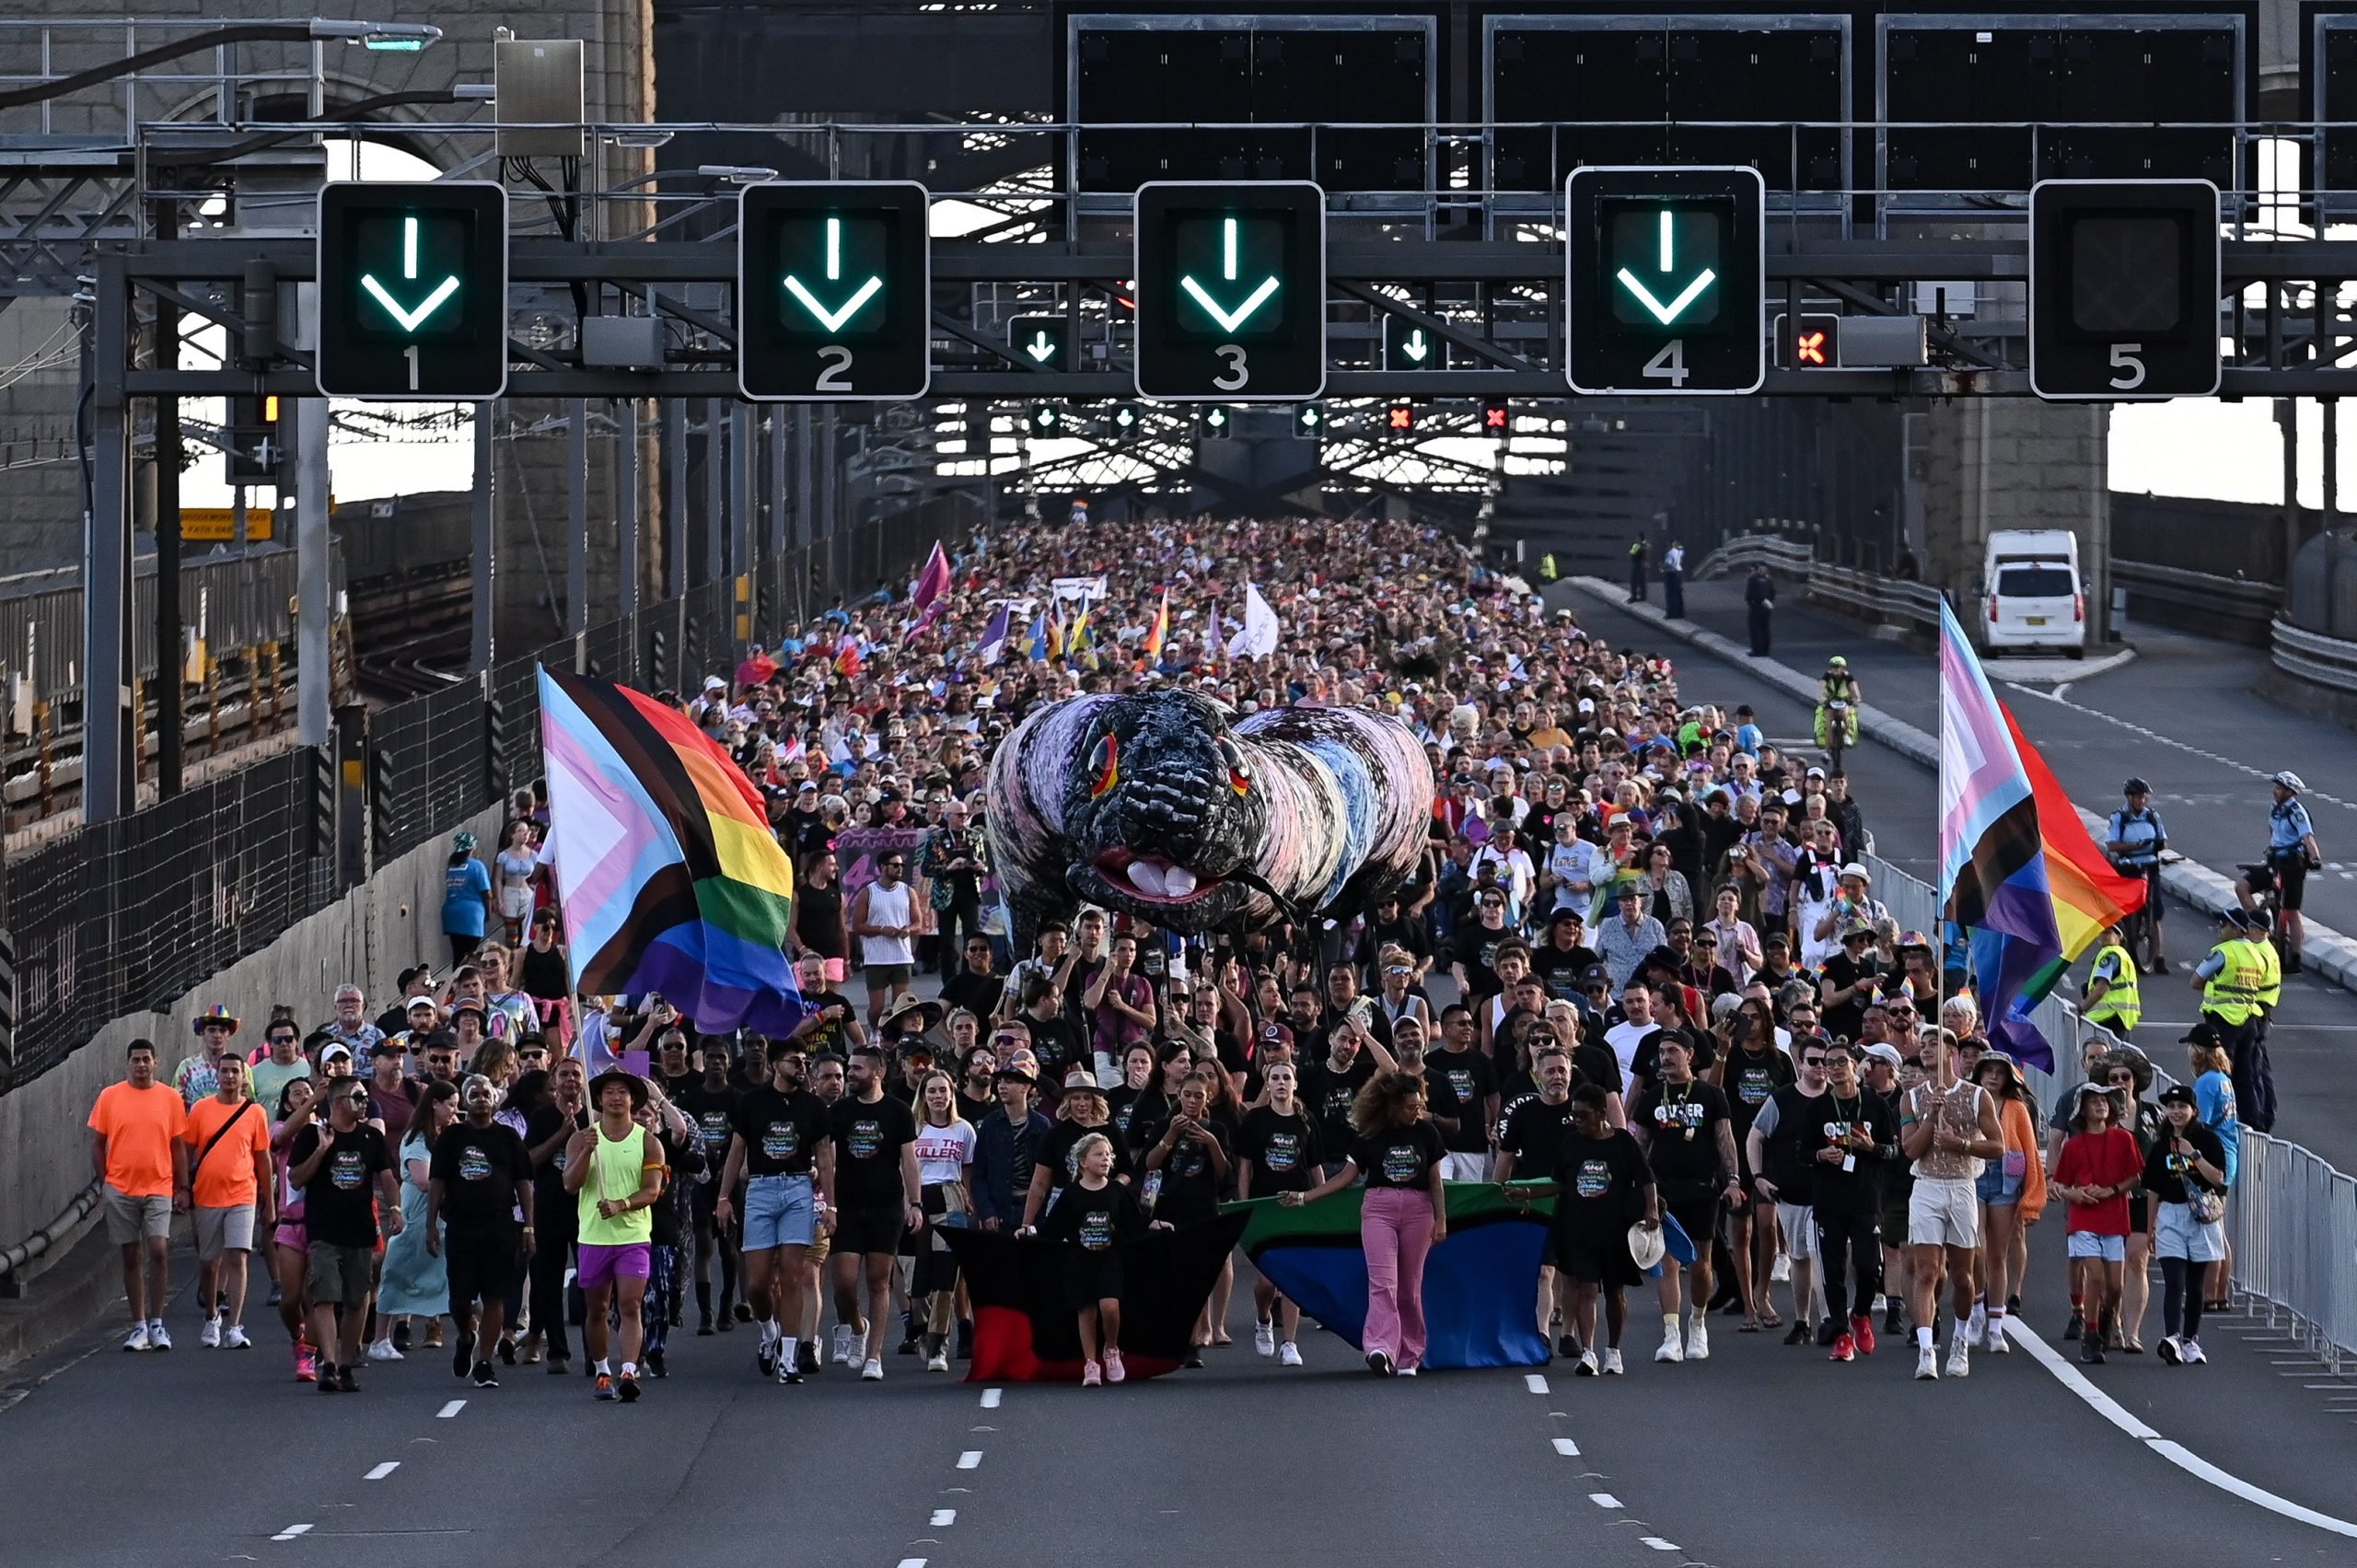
[2054,1126,2142,1237]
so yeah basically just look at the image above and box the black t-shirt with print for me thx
[1350,1119,1446,1191]
[1424,1046,1498,1154]
[1039,1118,1135,1197]
[1529,942,1602,1002]
[1237,1105,1322,1196]
[676,1082,740,1172]
[1149,1118,1231,1227]
[1550,1126,1653,1238]
[291,1122,392,1249]
[1719,1042,1794,1132]
[1630,1079,1734,1193]
[1446,926,1512,1000]
[1500,1094,1581,1184]
[1299,1055,1377,1157]
[1039,1178,1142,1252]
[429,1121,534,1232]
[733,1086,831,1179]
[799,992,860,1059]
[827,1095,917,1205]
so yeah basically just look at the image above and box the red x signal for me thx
[1794,330,1829,366]
[1387,402,1415,432]
[1482,400,1510,431]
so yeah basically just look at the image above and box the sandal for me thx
[1756,1307,1782,1330]
[1738,1317,1762,1333]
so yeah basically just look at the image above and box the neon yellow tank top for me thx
[576,1123,656,1245]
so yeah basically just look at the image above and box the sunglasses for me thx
[1801,1055,1828,1067]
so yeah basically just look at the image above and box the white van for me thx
[1982,528,2084,656]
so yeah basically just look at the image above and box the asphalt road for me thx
[4,1239,2351,1568]
[1629,575,2357,1173]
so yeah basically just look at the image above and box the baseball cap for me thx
[1860,1042,1903,1070]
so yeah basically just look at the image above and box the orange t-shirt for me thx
[87,1081,187,1198]
[182,1097,271,1208]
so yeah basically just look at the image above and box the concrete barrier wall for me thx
[0,804,504,1252]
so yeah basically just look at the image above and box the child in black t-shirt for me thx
[1030,1132,1168,1387]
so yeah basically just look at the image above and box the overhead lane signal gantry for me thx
[1564,166,1764,397]
[737,180,931,401]
[1133,181,1326,402]
[2028,179,2222,401]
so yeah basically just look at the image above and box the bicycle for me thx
[2115,862,2163,972]
[1817,698,1853,778]
[2237,860,2287,960]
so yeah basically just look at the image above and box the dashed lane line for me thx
[979,1387,1002,1409]
[2005,1320,2357,1539]
[270,1525,312,1543]
[1552,1437,1581,1457]
[436,1400,466,1418]
[2002,682,2357,816]
[930,1509,957,1527]
[1638,1539,1682,1553]
[957,1450,982,1469]
[1525,1374,1550,1394]
[363,1461,400,1481]
[1589,1493,1625,1509]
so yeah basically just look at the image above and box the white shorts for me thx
[1441,1151,1492,1183]
[1908,1178,1980,1249]
[2066,1230,2126,1263]
[2154,1201,2225,1264]
[1775,1202,1817,1261]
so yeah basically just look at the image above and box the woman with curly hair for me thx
[1282,1069,1448,1376]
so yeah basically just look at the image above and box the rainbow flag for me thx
[538,668,807,1037]
[1999,703,2149,1009]
[1938,600,2062,1067]
[1143,588,1169,662]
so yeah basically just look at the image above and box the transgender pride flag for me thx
[1938,600,2063,1068]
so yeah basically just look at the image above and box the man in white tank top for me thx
[1898,1028,2004,1381]
[851,850,919,1028]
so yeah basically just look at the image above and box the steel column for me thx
[566,398,588,635]
[82,256,134,825]
[703,398,725,587]
[470,409,494,671]
[663,398,686,599]
[618,398,640,620]
[295,396,331,749]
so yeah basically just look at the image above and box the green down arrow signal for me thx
[1616,210,1717,326]
[1026,330,1056,363]
[1402,328,1429,364]
[360,215,461,334]
[783,216,885,334]
[1180,217,1281,334]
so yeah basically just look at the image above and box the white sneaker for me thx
[122,1323,151,1353]
[1654,1331,1684,1364]
[1985,1320,2012,1354]
[1770,1252,1792,1284]
[1965,1303,1987,1349]
[1945,1338,1971,1379]
[925,1349,949,1373]
[1574,1347,1599,1376]
[1686,1322,1711,1362]
[1601,1348,1624,1376]
[1397,1365,1418,1377]
[199,1316,222,1349]
[860,1357,884,1382]
[145,1322,171,1352]
[1278,1342,1303,1367]
[1254,1321,1276,1357]
[366,1340,403,1363]
[1915,1344,1939,1380]
[831,1325,857,1365]
[224,1324,252,1349]
[2180,1339,2207,1365]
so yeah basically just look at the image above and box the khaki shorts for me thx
[193,1203,256,1260]
[307,1240,374,1307]
[102,1186,172,1245]
[1909,1177,1980,1249]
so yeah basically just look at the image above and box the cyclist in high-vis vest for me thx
[2081,923,2142,1041]
[2189,909,2275,1134]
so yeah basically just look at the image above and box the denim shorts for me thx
[742,1173,818,1252]
[1975,1165,2024,1207]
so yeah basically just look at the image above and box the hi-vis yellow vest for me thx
[2200,942,2269,1026]
[2083,943,2141,1031]
[2245,935,2282,1011]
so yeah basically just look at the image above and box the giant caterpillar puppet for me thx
[986,691,1435,934]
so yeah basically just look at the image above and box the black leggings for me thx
[691,1185,737,1321]
[2160,1256,2208,1341]
[530,1232,575,1362]
[1816,1210,1882,1325]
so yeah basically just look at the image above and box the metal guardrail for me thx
[2271,617,2357,696]
[1693,534,1812,580]
[1697,533,1942,635]
[2109,559,2280,645]
[1865,851,2355,1370]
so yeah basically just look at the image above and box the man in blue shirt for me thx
[2106,778,2168,970]
[2237,772,2321,972]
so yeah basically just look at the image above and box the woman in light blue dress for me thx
[371,1081,457,1359]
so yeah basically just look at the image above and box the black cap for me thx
[2157,1084,2199,1108]
[2180,1022,2222,1048]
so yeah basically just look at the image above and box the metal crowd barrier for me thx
[2270,617,2357,697]
[1864,852,2356,1369]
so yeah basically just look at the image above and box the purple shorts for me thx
[575,1241,652,1293]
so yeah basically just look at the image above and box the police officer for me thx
[2081,922,2142,1043]
[2105,778,2167,972]
[2234,910,2281,1134]
[2189,910,2273,1134]
[2236,771,2320,973]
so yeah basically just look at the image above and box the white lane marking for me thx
[1639,1539,1681,1553]
[435,1400,466,1419]
[364,1461,400,1481]
[271,1525,312,1542]
[930,1509,957,1527]
[1525,1374,1550,1394]
[2005,1322,2357,1538]
[895,1560,928,1568]
[2052,683,2073,702]
[1551,1437,1581,1457]
[1588,1493,1623,1509]
[2002,681,2357,816]
[957,1450,982,1469]
[979,1388,1002,1409]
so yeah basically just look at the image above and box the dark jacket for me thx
[972,1106,1054,1226]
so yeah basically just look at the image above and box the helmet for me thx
[2271,771,2306,794]
[1826,656,1848,669]
[2123,777,2149,796]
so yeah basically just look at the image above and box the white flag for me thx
[1234,583,1281,659]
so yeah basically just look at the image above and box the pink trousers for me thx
[1362,1186,1436,1370]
